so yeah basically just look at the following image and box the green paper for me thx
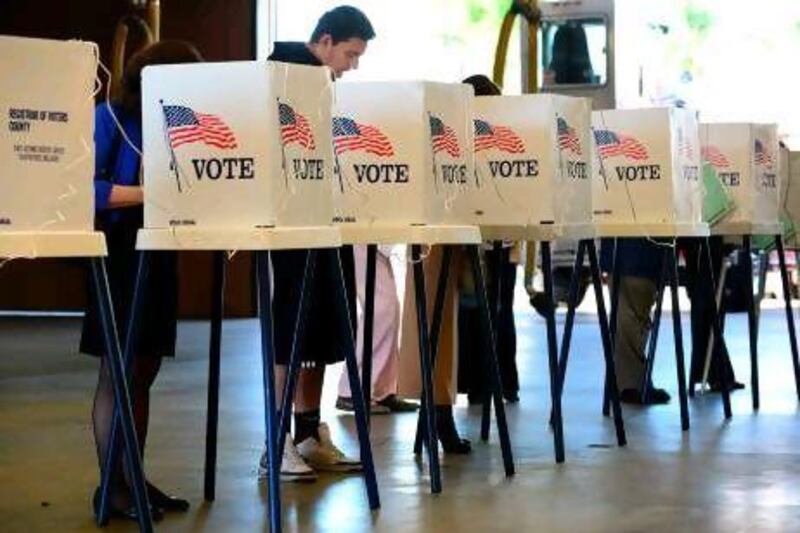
[702,163,735,225]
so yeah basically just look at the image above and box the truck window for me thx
[540,18,608,88]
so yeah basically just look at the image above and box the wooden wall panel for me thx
[0,0,257,317]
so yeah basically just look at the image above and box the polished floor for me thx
[2,301,800,532]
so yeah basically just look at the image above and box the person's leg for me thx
[338,245,367,403]
[497,249,519,400]
[370,253,406,404]
[431,248,471,453]
[293,367,324,443]
[92,358,132,510]
[614,275,664,402]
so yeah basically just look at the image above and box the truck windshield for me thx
[540,17,608,88]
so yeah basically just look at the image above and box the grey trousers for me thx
[613,276,658,390]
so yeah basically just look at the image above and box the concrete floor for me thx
[2,306,800,532]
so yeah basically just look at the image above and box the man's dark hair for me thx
[310,5,375,44]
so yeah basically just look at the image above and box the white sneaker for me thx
[258,434,318,483]
[296,422,363,472]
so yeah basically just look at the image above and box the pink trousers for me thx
[338,245,400,401]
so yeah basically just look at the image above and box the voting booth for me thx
[699,123,780,234]
[0,35,105,256]
[332,81,473,229]
[591,107,706,236]
[141,60,335,234]
[0,36,155,529]
[461,93,592,238]
[782,147,800,246]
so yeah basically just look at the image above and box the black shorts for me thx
[270,246,356,366]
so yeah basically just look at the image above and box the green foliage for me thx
[685,4,714,37]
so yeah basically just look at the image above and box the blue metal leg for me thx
[541,242,565,463]
[587,241,626,446]
[775,235,800,401]
[641,256,668,404]
[277,250,316,458]
[256,251,282,533]
[701,239,732,419]
[414,246,452,455]
[481,242,502,441]
[667,243,690,431]
[331,249,381,508]
[411,244,442,493]
[362,244,378,428]
[742,236,760,410]
[91,257,153,532]
[204,251,226,501]
[468,245,515,476]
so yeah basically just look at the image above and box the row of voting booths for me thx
[4,34,800,533]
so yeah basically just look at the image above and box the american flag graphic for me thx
[557,117,581,155]
[279,103,316,150]
[163,105,237,150]
[701,145,730,168]
[754,139,774,167]
[429,115,461,158]
[332,117,394,157]
[473,119,525,154]
[593,129,649,161]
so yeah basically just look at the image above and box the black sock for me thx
[294,409,321,443]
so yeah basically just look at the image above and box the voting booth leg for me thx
[90,258,153,532]
[551,241,587,426]
[332,249,381,509]
[775,236,800,400]
[667,244,690,431]
[602,240,622,417]
[541,242,565,464]
[411,244,442,493]
[256,251,282,533]
[481,242,503,442]
[204,251,227,502]
[641,257,668,404]
[697,259,730,395]
[414,247,452,456]
[587,241,627,447]
[468,245,515,476]
[701,240,732,419]
[278,251,317,457]
[362,244,378,428]
[742,236,760,411]
[96,251,151,527]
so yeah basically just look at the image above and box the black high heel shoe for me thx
[92,487,164,523]
[147,482,190,512]
[435,405,472,455]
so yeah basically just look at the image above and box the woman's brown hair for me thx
[116,40,203,114]
[462,75,502,97]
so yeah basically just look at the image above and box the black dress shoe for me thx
[147,482,190,512]
[503,390,520,403]
[93,487,164,523]
[435,405,472,454]
[708,381,745,393]
[620,387,671,405]
[377,394,419,413]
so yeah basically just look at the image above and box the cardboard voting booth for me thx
[462,93,591,237]
[332,81,473,229]
[699,123,780,234]
[591,107,706,236]
[0,36,97,234]
[782,148,800,246]
[142,60,335,231]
